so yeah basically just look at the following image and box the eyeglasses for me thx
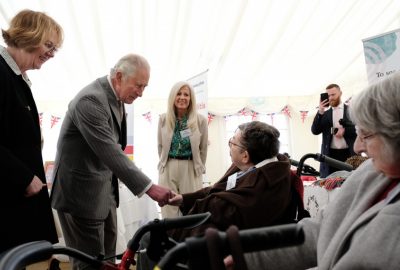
[44,43,59,54]
[228,137,246,149]
[358,133,376,144]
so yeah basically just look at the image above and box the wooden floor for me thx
[27,261,71,270]
[27,260,137,270]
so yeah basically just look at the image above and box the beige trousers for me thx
[159,159,203,218]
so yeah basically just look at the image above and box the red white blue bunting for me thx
[267,113,275,125]
[50,115,61,129]
[238,108,247,116]
[250,110,259,121]
[223,115,232,122]
[142,111,152,125]
[300,111,309,123]
[282,106,291,118]
[207,112,215,125]
[39,113,43,126]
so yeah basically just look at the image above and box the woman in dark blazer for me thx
[0,10,64,254]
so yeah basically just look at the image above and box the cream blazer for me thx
[157,113,208,177]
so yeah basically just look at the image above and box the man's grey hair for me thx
[110,54,150,82]
[350,72,400,163]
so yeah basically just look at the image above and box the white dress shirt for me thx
[330,102,348,149]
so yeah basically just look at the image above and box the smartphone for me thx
[331,127,338,135]
[321,93,329,107]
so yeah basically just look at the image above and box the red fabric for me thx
[290,170,316,181]
[374,180,400,204]
[290,170,304,207]
[301,176,317,181]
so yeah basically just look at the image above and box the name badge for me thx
[180,129,193,138]
[226,173,237,190]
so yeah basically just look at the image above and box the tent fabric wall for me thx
[2,0,400,186]
[1,0,399,107]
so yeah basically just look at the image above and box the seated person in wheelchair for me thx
[138,121,304,269]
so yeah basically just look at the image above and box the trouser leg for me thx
[159,159,180,218]
[328,148,351,175]
[57,203,117,270]
[179,160,203,194]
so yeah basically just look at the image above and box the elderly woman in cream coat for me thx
[157,81,208,218]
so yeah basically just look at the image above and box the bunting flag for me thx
[39,113,43,126]
[345,97,352,106]
[282,106,291,118]
[300,111,309,123]
[142,111,152,124]
[267,113,275,125]
[223,115,232,122]
[250,110,259,121]
[50,115,61,129]
[207,112,215,125]
[124,145,134,161]
[238,108,247,116]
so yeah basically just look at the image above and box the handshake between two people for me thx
[145,184,183,208]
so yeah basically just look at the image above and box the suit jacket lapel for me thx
[120,108,127,150]
[326,108,333,127]
[98,76,121,130]
[343,104,350,120]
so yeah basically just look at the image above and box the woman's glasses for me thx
[44,43,59,54]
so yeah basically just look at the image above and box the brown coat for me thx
[169,154,292,242]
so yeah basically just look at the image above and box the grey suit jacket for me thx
[51,76,151,220]
[245,159,400,269]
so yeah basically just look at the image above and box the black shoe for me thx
[48,257,61,270]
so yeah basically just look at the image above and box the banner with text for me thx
[363,28,400,85]
[188,70,208,119]
[124,103,134,162]
[187,70,208,185]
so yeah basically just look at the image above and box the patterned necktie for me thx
[334,107,342,148]
[118,100,124,122]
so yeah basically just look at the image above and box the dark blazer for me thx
[0,55,58,253]
[169,154,293,243]
[50,76,152,220]
[311,104,357,177]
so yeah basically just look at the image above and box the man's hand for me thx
[224,255,235,270]
[25,175,46,197]
[146,184,173,207]
[334,126,345,138]
[318,97,329,115]
[168,192,183,207]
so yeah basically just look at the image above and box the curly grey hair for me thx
[237,121,280,164]
[350,72,400,162]
[110,54,150,82]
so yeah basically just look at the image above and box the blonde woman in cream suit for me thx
[158,81,208,218]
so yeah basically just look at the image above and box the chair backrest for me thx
[280,188,310,224]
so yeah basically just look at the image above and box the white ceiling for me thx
[1,0,400,105]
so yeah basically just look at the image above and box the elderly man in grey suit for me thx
[50,54,172,270]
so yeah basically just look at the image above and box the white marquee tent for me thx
[1,0,400,183]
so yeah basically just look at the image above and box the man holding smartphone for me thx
[311,84,358,177]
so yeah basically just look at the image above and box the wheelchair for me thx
[0,218,304,270]
[155,223,305,270]
[0,212,211,270]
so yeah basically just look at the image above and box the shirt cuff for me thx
[137,181,153,198]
